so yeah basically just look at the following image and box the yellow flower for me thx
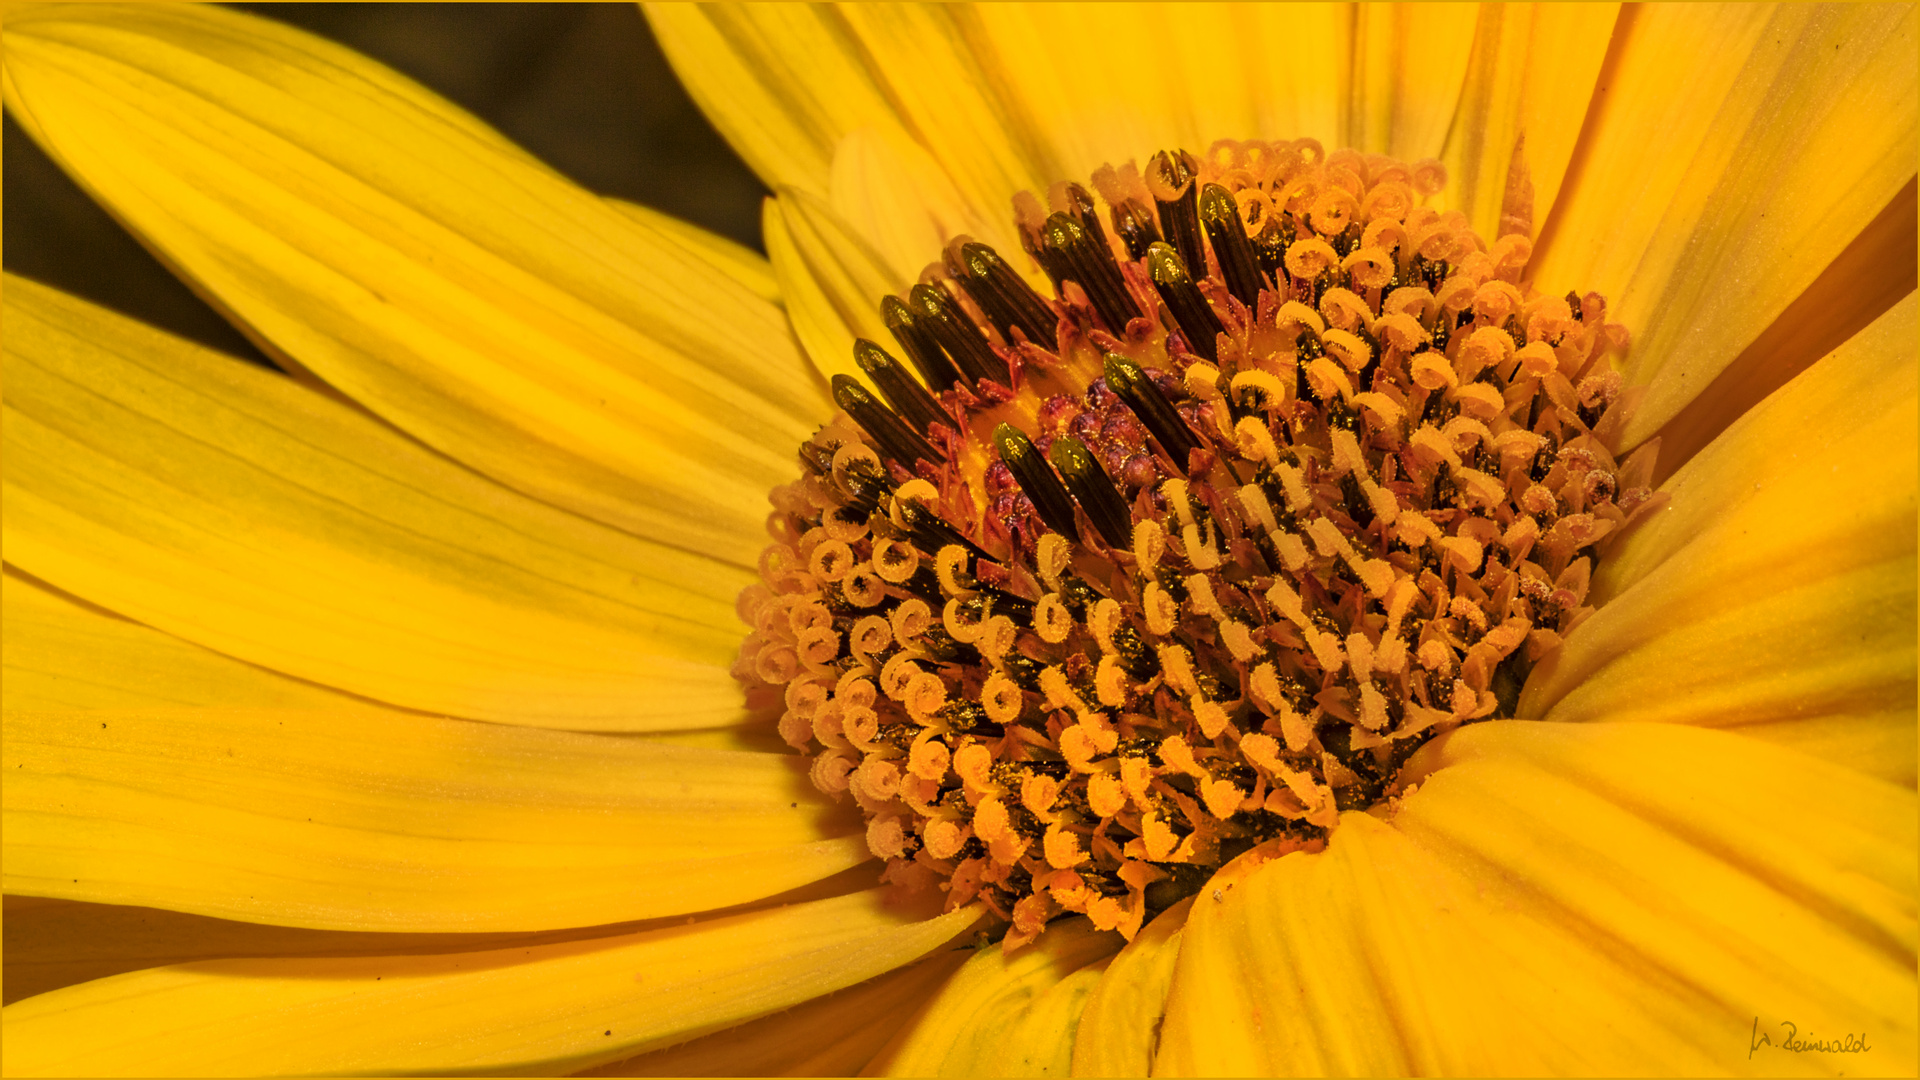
[1,2,1914,1076]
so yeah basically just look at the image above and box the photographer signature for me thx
[1749,1017,1871,1060]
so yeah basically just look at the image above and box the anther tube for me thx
[994,424,1082,542]
[1147,242,1224,362]
[1048,435,1133,548]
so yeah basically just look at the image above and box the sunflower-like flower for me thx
[2,3,1915,1076]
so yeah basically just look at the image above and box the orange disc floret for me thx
[735,138,1659,951]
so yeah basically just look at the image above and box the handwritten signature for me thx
[1750,1017,1871,1059]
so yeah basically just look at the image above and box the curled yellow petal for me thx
[0,889,979,1077]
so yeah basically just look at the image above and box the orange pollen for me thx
[734,138,1661,950]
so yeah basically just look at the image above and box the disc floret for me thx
[736,139,1660,949]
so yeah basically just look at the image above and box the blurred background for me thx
[2,3,770,366]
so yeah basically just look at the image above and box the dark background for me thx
[2,3,769,366]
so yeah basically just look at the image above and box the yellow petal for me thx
[1070,895,1194,1077]
[4,277,757,729]
[1433,4,1620,242]
[581,950,967,1077]
[0,888,977,1077]
[864,917,1121,1077]
[604,196,782,306]
[642,3,915,197]
[1531,3,1918,446]
[655,5,1052,235]
[1509,3,1624,236]
[2,570,847,927]
[970,4,1345,183]
[1523,294,1916,784]
[659,3,1365,257]
[0,888,840,1007]
[1649,177,1917,482]
[3,3,822,567]
[827,5,1052,216]
[4,700,867,931]
[4,567,359,713]
[3,566,777,760]
[1349,3,1481,163]
[1155,721,1916,1075]
[828,124,1012,280]
[765,189,908,387]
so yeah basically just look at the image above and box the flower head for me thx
[2,3,1915,1076]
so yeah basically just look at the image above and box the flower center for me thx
[736,139,1655,948]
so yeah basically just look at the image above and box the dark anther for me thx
[1565,290,1584,322]
[1489,652,1531,719]
[853,339,949,437]
[836,453,894,512]
[1042,212,1141,333]
[909,283,1010,388]
[1355,325,1383,391]
[1251,223,1288,280]
[941,699,1003,738]
[894,494,996,567]
[1047,434,1133,549]
[918,624,981,666]
[832,374,945,467]
[956,243,1058,348]
[979,585,1035,620]
[1001,651,1044,691]
[797,440,834,477]
[1530,436,1558,482]
[1326,396,1360,435]
[1110,623,1156,680]
[882,295,963,392]
[1063,182,1110,252]
[1429,460,1457,511]
[1147,242,1223,362]
[1110,199,1162,260]
[1019,216,1069,294]
[1198,184,1265,308]
[1148,150,1205,281]
[993,423,1081,542]
[1295,334,1322,405]
[1103,352,1198,466]
[1339,471,1373,529]
[1057,574,1103,618]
